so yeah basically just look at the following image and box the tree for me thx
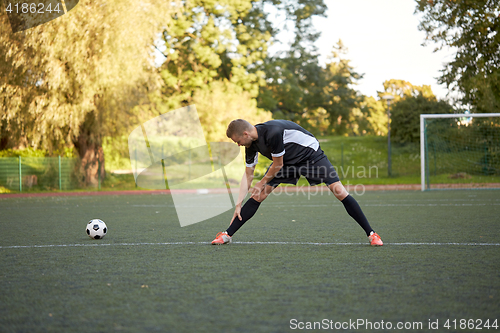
[358,96,387,136]
[192,81,272,143]
[415,0,500,112]
[377,79,454,143]
[378,79,434,101]
[0,0,170,184]
[256,0,327,122]
[154,0,331,137]
[322,41,362,135]
[260,40,362,136]
[258,49,323,121]
[156,0,275,111]
[390,94,454,144]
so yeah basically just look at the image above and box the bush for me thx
[0,148,47,157]
[390,95,454,144]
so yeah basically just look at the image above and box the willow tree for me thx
[0,0,170,184]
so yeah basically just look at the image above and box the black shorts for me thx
[266,155,340,187]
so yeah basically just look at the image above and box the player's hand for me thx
[251,180,265,198]
[231,205,242,223]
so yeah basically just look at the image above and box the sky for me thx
[312,0,455,100]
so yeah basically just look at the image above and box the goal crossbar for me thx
[420,113,500,191]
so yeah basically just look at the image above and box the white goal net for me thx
[420,113,500,191]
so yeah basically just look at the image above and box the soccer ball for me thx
[86,219,107,239]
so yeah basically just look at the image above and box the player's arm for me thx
[237,166,255,205]
[252,155,283,196]
[231,166,255,223]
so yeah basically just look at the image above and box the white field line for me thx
[1,241,499,249]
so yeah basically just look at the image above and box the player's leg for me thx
[327,181,383,246]
[226,184,274,235]
[327,181,372,234]
[307,156,383,246]
[211,184,275,245]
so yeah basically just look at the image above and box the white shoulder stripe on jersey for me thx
[271,150,285,157]
[246,152,259,167]
[283,129,319,151]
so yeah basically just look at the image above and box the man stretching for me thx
[211,119,383,246]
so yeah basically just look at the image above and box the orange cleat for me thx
[211,231,232,245]
[368,232,383,246]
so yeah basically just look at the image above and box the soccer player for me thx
[211,119,383,246]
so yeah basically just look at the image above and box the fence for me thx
[0,157,80,192]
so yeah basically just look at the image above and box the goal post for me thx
[420,113,500,191]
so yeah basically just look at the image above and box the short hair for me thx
[226,119,253,138]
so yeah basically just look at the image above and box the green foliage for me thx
[0,148,47,157]
[257,0,328,118]
[0,0,169,151]
[192,81,272,143]
[390,94,454,144]
[322,41,362,135]
[0,0,172,184]
[358,96,388,136]
[153,0,328,141]
[415,0,500,112]
[155,0,328,104]
[260,40,362,136]
[103,81,272,173]
[101,136,131,172]
[157,0,272,110]
[378,79,435,102]
[377,79,454,144]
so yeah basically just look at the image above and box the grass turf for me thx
[1,190,499,332]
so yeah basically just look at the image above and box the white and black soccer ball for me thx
[86,219,107,239]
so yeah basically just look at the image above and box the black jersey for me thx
[245,120,323,167]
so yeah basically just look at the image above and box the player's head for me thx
[227,119,254,148]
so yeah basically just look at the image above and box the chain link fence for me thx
[0,157,82,192]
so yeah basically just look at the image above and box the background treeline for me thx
[1,0,498,185]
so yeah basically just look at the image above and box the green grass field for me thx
[1,189,499,332]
